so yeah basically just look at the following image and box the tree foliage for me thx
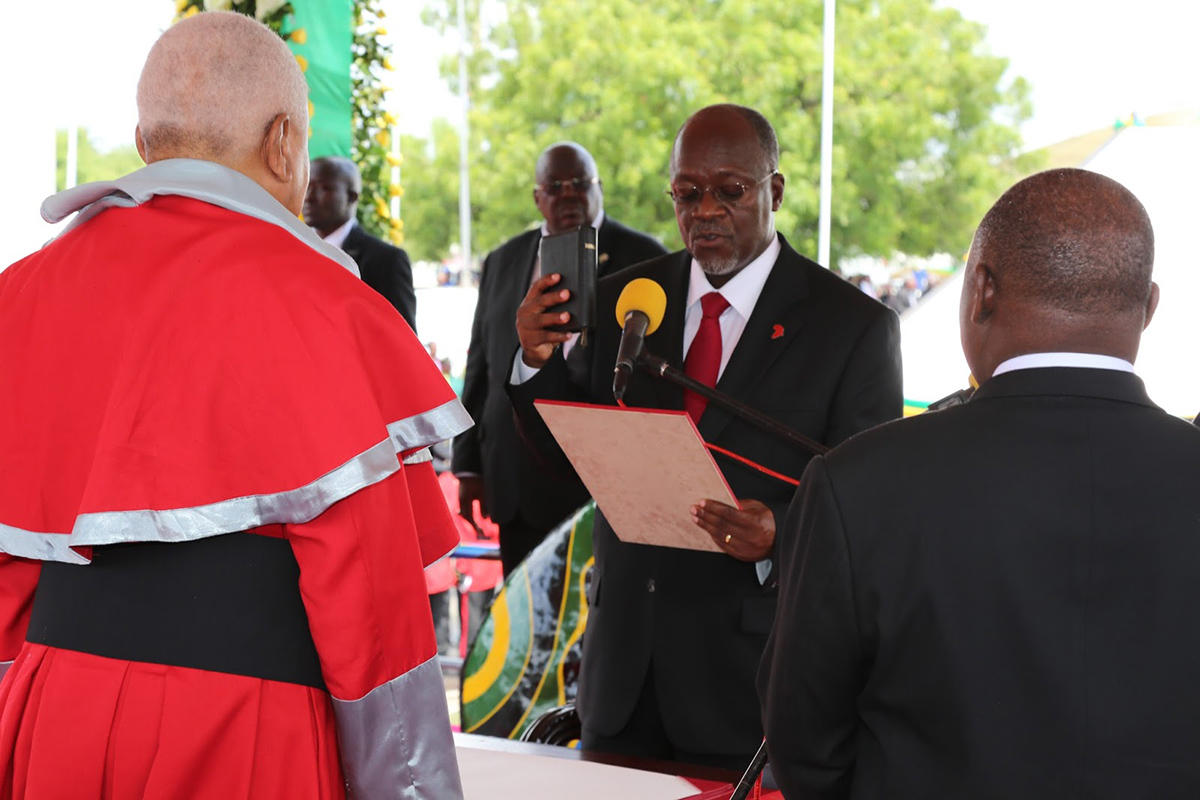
[422,0,1034,264]
[56,130,144,192]
[397,119,463,262]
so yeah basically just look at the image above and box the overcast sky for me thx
[2,0,1195,152]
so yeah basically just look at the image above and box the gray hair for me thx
[137,11,308,161]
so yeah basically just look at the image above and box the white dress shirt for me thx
[681,233,781,380]
[992,352,1135,376]
[321,217,355,250]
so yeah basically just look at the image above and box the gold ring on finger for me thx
[724,534,732,544]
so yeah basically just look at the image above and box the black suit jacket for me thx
[452,217,668,528]
[509,235,903,755]
[760,367,1200,799]
[343,224,417,332]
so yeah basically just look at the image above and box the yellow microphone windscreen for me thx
[615,278,668,335]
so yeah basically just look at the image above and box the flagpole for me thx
[456,0,472,276]
[817,0,836,269]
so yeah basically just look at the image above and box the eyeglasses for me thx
[535,176,600,196]
[665,172,778,207]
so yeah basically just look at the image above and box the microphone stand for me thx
[632,346,814,796]
[636,350,828,457]
[729,740,769,800]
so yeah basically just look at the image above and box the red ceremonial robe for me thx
[0,160,471,800]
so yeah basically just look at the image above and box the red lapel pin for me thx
[771,324,785,340]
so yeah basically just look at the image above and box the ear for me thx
[261,112,295,184]
[770,172,785,211]
[347,187,361,205]
[135,126,148,165]
[1143,281,1160,330]
[965,259,997,324]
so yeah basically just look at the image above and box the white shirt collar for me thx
[322,217,356,250]
[539,209,605,238]
[992,352,1135,377]
[686,233,781,318]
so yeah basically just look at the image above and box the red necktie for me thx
[683,292,730,423]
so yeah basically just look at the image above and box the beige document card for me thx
[534,400,738,552]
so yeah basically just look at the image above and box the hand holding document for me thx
[534,400,738,552]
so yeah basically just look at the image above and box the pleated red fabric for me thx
[0,645,344,800]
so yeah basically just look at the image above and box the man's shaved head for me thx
[535,143,597,184]
[974,168,1155,316]
[533,142,603,235]
[311,157,362,194]
[136,11,308,162]
[960,168,1159,380]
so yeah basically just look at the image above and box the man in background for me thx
[305,155,417,331]
[453,142,667,574]
[510,105,902,769]
[761,168,1200,798]
[0,12,467,798]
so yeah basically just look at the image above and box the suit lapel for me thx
[699,239,811,442]
[505,230,542,319]
[596,218,615,278]
[341,224,365,261]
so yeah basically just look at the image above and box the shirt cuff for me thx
[755,558,773,585]
[511,351,542,384]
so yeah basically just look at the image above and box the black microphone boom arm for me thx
[637,349,828,457]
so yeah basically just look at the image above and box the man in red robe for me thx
[0,11,469,799]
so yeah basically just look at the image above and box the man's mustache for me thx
[690,222,732,236]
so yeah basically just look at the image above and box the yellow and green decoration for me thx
[173,0,403,245]
[461,504,596,740]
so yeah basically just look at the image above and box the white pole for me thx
[456,0,472,274]
[817,0,836,269]
[65,126,79,190]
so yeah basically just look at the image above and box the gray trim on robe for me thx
[0,402,473,563]
[388,400,472,458]
[0,524,90,565]
[40,158,362,278]
[332,656,464,800]
[403,448,434,465]
[0,661,12,684]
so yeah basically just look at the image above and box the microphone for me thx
[926,375,980,412]
[613,278,668,401]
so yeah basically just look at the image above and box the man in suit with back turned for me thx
[453,142,667,574]
[304,156,417,331]
[509,105,902,769]
[760,167,1200,799]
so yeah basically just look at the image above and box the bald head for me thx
[136,11,310,213]
[533,142,603,234]
[671,104,779,175]
[960,168,1159,379]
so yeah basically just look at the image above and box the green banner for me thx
[287,0,352,158]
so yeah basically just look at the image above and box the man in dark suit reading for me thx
[304,156,417,331]
[760,168,1200,798]
[453,142,667,574]
[509,105,902,769]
